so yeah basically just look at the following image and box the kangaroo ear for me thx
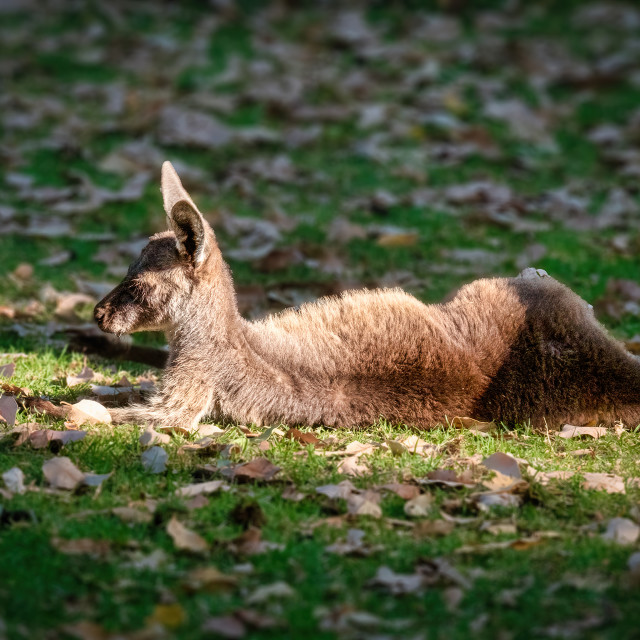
[161,161,210,265]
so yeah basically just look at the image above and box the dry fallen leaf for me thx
[558,424,608,439]
[482,452,522,479]
[481,470,527,493]
[146,603,186,630]
[139,427,171,447]
[281,485,306,501]
[380,483,421,500]
[420,468,477,488]
[246,581,295,605]
[316,480,356,500]
[175,480,229,498]
[602,517,640,545]
[167,515,208,553]
[397,434,436,457]
[228,527,284,556]
[414,519,456,537]
[225,458,281,482]
[368,566,424,595]
[404,493,433,518]
[0,395,18,427]
[183,566,238,593]
[111,507,153,525]
[66,399,112,426]
[66,366,98,387]
[0,363,16,378]
[337,455,368,476]
[51,537,111,556]
[42,456,86,490]
[2,466,25,494]
[29,429,87,450]
[581,472,626,494]
[474,492,521,511]
[451,417,497,433]
[346,493,382,518]
[141,446,168,474]
[201,616,246,639]
[456,531,561,554]
[284,428,323,446]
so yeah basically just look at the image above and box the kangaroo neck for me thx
[166,259,243,352]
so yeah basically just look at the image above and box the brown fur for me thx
[94,162,640,431]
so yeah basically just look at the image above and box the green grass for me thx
[1,0,640,638]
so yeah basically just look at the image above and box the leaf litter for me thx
[2,2,640,637]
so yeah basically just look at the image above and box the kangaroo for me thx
[94,162,640,432]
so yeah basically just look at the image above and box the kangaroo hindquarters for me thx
[473,274,640,428]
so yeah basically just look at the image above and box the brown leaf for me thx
[456,531,561,554]
[42,456,85,490]
[111,507,153,524]
[404,493,433,518]
[581,472,625,494]
[346,494,382,518]
[166,515,208,553]
[384,439,408,455]
[201,616,246,639]
[481,452,521,479]
[146,603,186,630]
[246,581,295,604]
[0,362,15,378]
[397,435,436,457]
[139,427,171,447]
[380,483,421,500]
[66,399,111,426]
[284,428,322,446]
[183,566,238,593]
[186,494,210,510]
[481,470,527,493]
[527,467,575,485]
[175,480,229,498]
[281,485,306,501]
[414,519,456,537]
[178,437,227,456]
[29,429,87,450]
[451,416,497,433]
[474,492,522,510]
[337,455,368,476]
[316,480,356,500]
[66,366,98,387]
[225,458,281,482]
[368,566,423,595]
[376,229,418,247]
[60,621,110,640]
[233,609,280,631]
[420,469,476,488]
[558,424,608,439]
[228,527,284,556]
[0,395,18,427]
[157,105,233,149]
[51,537,111,556]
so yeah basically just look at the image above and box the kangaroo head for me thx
[94,162,221,335]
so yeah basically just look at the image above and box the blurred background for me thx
[1,0,640,347]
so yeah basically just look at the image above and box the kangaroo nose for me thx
[94,305,106,323]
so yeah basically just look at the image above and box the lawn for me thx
[1,1,640,638]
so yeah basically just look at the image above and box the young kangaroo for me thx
[94,162,640,431]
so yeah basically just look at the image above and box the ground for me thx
[1,1,640,638]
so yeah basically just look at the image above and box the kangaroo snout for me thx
[93,298,115,333]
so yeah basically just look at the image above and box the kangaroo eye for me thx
[119,289,136,304]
